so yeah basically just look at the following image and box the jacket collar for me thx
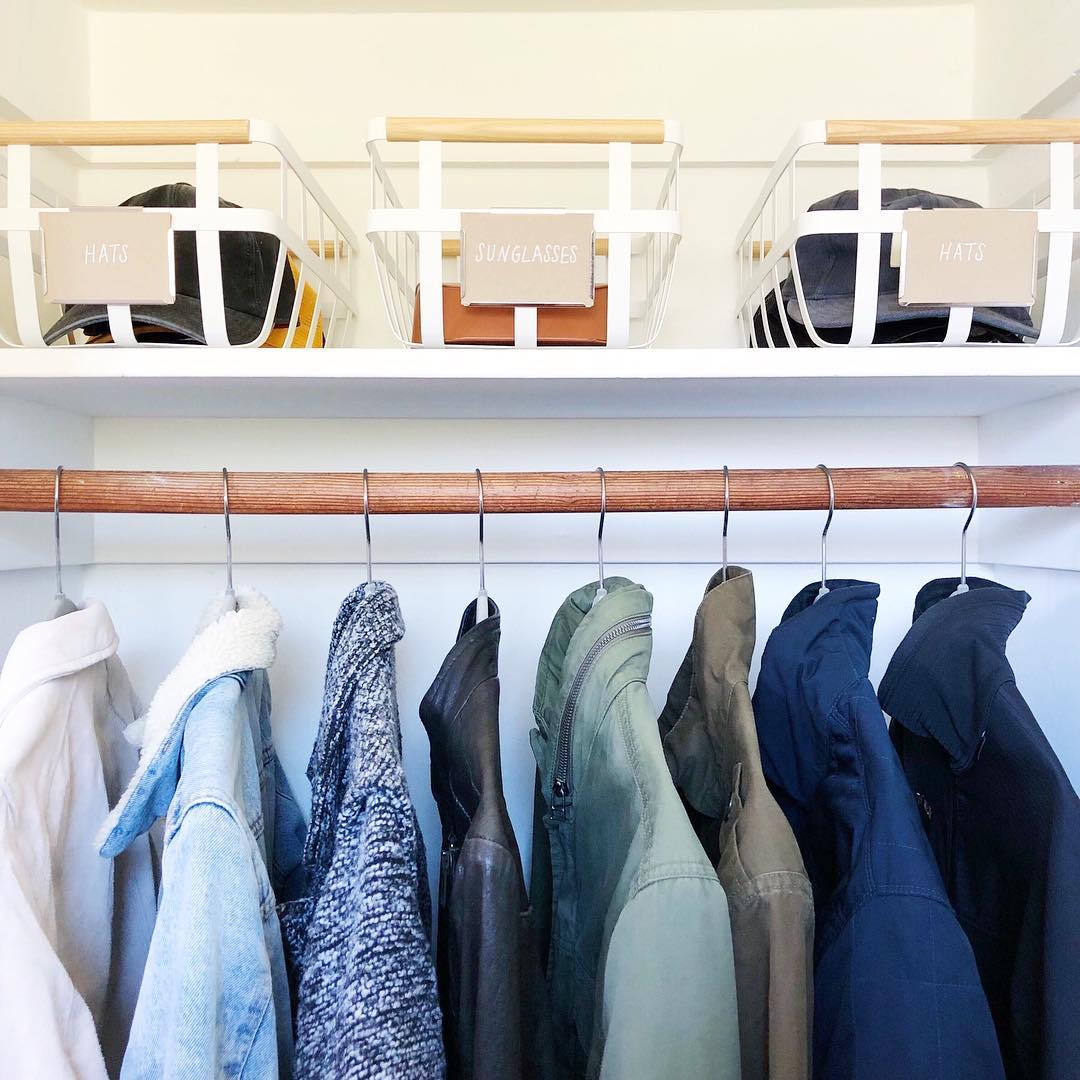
[98,588,282,852]
[659,567,755,821]
[317,580,405,765]
[0,601,120,723]
[420,598,503,837]
[693,566,755,691]
[754,580,879,809]
[878,577,1028,772]
[532,577,652,742]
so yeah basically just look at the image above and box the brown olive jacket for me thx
[660,567,814,1080]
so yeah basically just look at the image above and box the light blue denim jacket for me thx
[98,591,306,1079]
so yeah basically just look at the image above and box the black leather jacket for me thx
[420,598,554,1080]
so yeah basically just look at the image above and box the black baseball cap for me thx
[44,182,296,345]
[782,188,1035,340]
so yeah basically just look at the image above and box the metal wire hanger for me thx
[721,465,730,583]
[475,468,489,621]
[49,465,77,618]
[815,463,835,601]
[592,466,608,607]
[950,461,977,597]
[222,467,237,609]
[362,468,373,585]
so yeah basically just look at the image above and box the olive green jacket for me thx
[530,577,740,1080]
[660,567,814,1080]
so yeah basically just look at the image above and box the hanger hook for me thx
[721,465,730,583]
[222,467,235,601]
[53,465,65,600]
[475,468,486,598]
[954,461,977,594]
[362,468,373,585]
[594,467,608,604]
[816,464,835,599]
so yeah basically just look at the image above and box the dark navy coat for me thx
[881,578,1080,1080]
[752,580,1004,1080]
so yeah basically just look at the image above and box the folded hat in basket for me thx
[782,188,1035,340]
[44,183,296,346]
[81,254,323,349]
[411,284,608,346]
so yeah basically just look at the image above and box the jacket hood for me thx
[532,576,652,743]
[879,576,1029,772]
[753,580,879,814]
[419,597,505,840]
[0,601,120,724]
[98,588,282,853]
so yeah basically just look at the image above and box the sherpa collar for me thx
[98,588,281,853]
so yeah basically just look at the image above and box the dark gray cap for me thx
[782,188,1035,340]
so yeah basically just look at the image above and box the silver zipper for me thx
[551,613,651,811]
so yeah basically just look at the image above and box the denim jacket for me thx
[99,590,306,1079]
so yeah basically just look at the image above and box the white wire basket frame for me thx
[0,118,360,348]
[366,116,683,348]
[736,119,1080,348]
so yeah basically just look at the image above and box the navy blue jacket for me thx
[752,580,1004,1080]
[881,578,1080,1080]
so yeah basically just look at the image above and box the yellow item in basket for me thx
[85,254,324,347]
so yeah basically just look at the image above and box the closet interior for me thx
[1,0,1079,1078]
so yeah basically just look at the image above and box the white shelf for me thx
[0,348,1078,419]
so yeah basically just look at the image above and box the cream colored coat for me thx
[0,601,157,1079]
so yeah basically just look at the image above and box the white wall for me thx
[0,0,89,123]
[83,5,977,164]
[0,395,93,573]
[974,0,1080,119]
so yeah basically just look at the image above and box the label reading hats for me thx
[41,208,175,306]
[460,212,595,307]
[898,208,1038,308]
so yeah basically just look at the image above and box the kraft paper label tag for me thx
[460,212,595,307]
[41,208,175,306]
[898,208,1037,308]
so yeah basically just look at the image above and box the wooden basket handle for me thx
[384,117,667,145]
[0,120,252,147]
[826,119,1080,145]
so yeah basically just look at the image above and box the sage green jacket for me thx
[530,577,740,1080]
[659,567,814,1080]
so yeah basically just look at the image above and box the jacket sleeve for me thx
[1034,781,1080,1080]
[598,873,741,1080]
[447,835,553,1080]
[121,801,284,1079]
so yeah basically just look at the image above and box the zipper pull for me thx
[439,838,460,908]
[549,780,573,820]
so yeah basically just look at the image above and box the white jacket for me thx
[0,601,157,1079]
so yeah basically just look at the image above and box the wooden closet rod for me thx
[0,467,1077,516]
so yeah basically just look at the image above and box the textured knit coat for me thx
[279,582,446,1079]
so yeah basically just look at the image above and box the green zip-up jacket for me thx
[529,577,741,1080]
